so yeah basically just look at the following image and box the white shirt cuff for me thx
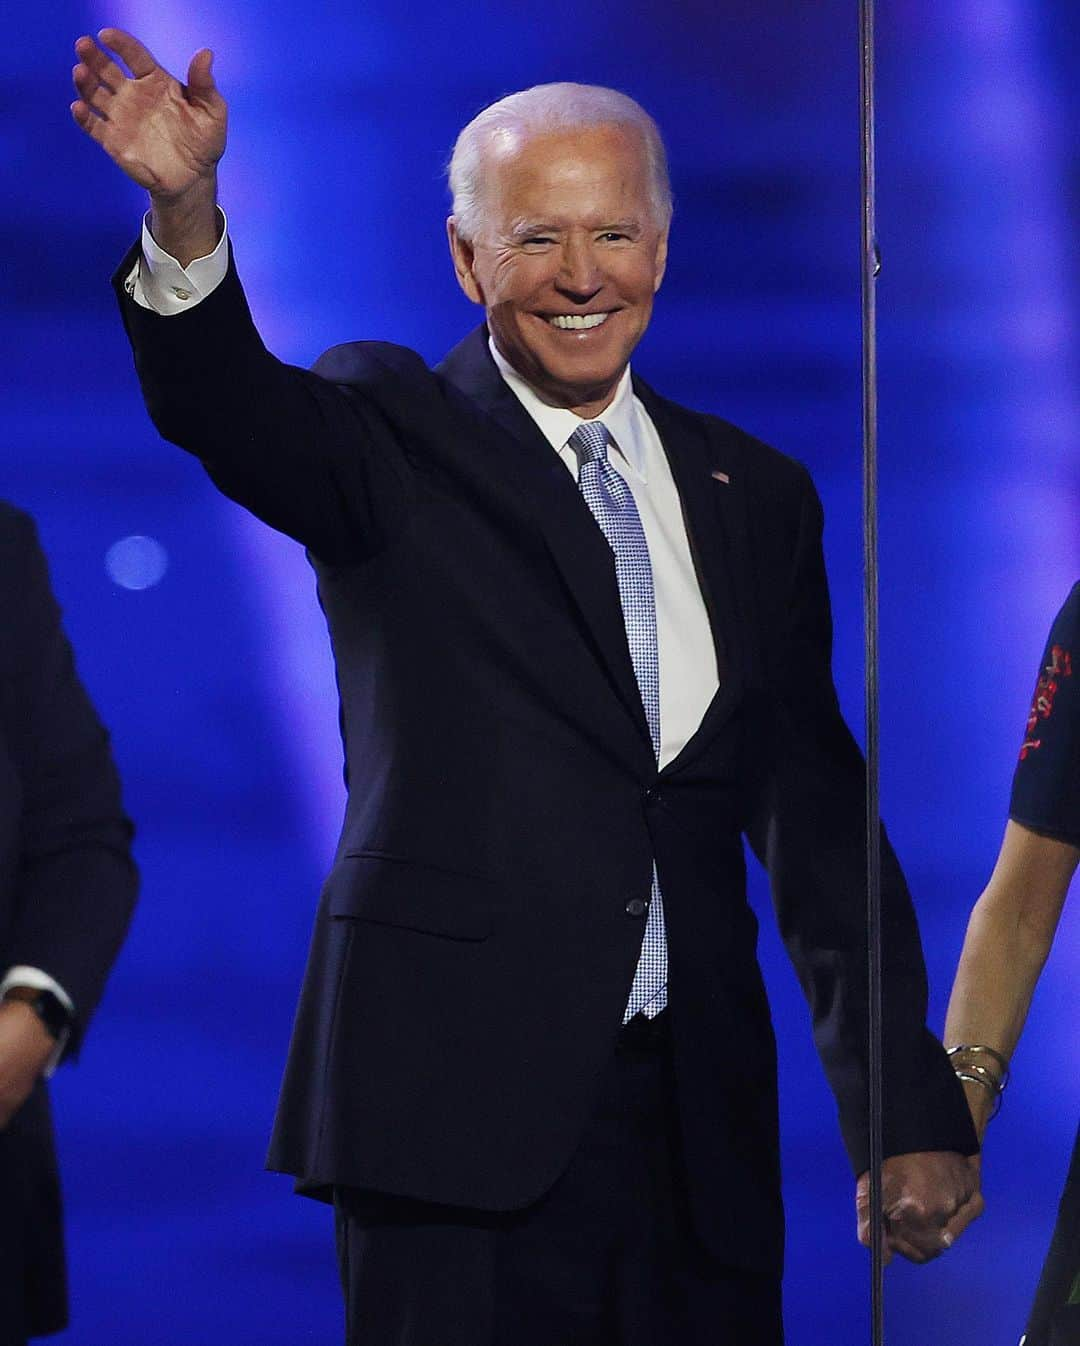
[0,966,74,1012]
[123,208,230,314]
[0,967,75,1077]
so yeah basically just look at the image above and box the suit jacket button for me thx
[625,897,648,917]
[643,785,662,805]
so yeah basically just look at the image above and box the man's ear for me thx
[447,217,484,305]
[652,227,669,293]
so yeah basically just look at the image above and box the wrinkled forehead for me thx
[477,124,655,225]
[483,122,650,176]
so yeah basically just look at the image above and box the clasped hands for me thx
[856,1150,984,1264]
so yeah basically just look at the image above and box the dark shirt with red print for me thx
[1011,582,1080,849]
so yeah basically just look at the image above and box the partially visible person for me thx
[0,502,137,1344]
[946,581,1080,1346]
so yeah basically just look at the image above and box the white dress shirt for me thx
[489,345,719,767]
[127,223,720,767]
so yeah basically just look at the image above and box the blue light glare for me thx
[105,534,169,590]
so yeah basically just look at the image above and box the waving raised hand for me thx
[71,28,226,202]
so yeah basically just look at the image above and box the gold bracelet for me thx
[953,1061,1003,1090]
[947,1044,1010,1091]
[954,1070,995,1095]
[953,1070,1004,1120]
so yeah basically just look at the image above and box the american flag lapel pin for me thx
[711,469,731,484]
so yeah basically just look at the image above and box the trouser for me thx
[334,1011,783,1345]
[0,1086,66,1346]
[0,1167,28,1346]
[1024,1122,1080,1346]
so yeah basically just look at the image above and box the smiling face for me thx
[448,124,669,419]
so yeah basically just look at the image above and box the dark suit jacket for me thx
[0,504,137,1336]
[116,246,975,1278]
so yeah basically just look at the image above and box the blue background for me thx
[4,0,1078,1341]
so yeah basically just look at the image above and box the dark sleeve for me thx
[0,508,138,1057]
[1009,583,1080,847]
[747,469,977,1173]
[113,241,422,564]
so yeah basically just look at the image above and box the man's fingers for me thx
[185,47,217,99]
[73,36,124,92]
[71,100,107,141]
[855,1199,894,1266]
[892,1220,959,1263]
[856,1220,895,1265]
[887,1208,960,1263]
[942,1190,985,1244]
[887,1229,937,1264]
[72,64,114,116]
[861,1152,983,1267]
[98,27,159,79]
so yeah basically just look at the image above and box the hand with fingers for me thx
[71,28,226,262]
[856,1149,985,1264]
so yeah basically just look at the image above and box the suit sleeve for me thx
[747,469,977,1174]
[112,240,421,564]
[0,510,137,1057]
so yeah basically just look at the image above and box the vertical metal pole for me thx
[859,0,886,1342]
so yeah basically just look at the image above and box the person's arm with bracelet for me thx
[945,820,1076,1138]
[946,587,1080,1133]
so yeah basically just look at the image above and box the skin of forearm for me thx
[149,173,221,267]
[945,821,1077,1136]
[947,898,1049,1055]
[946,900,1048,1137]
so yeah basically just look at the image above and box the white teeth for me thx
[549,312,610,330]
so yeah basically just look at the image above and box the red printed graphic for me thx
[1020,644,1073,760]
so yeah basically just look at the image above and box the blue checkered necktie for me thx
[569,420,667,1021]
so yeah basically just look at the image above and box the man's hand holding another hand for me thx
[856,1150,984,1264]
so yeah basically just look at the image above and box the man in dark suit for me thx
[0,503,137,1344]
[74,25,982,1343]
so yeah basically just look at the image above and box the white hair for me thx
[447,83,673,242]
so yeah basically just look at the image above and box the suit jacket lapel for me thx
[436,329,653,754]
[632,378,753,773]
